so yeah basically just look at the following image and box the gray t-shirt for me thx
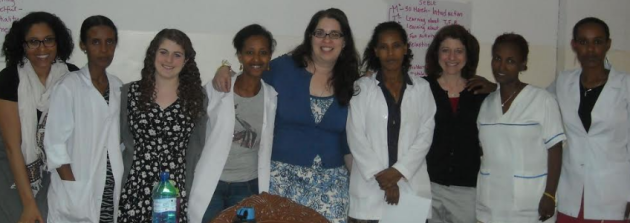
[219,89,264,182]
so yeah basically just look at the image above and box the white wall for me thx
[557,0,630,78]
[13,0,392,83]
[469,0,559,87]
[0,0,627,86]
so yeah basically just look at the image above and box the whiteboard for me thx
[388,0,472,76]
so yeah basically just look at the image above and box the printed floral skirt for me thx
[269,156,349,223]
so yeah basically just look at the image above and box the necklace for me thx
[438,76,465,98]
[583,88,594,97]
[316,84,331,97]
[501,84,523,107]
[582,82,604,97]
[445,90,459,97]
[580,71,608,97]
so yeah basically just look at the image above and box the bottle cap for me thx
[160,172,169,181]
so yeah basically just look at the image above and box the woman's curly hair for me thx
[2,11,74,68]
[137,29,205,118]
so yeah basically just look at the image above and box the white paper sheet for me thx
[380,187,431,223]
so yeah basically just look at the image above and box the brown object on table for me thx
[210,192,330,223]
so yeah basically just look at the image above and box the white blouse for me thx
[476,85,565,223]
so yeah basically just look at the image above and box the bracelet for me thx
[543,192,556,203]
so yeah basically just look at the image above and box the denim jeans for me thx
[202,178,259,222]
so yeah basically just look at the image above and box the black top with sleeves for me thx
[0,66,21,102]
[424,76,488,187]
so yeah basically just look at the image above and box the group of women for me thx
[0,12,207,223]
[0,7,627,223]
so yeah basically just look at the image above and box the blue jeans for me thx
[202,178,259,222]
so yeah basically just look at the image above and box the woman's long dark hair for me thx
[138,29,205,118]
[290,8,360,106]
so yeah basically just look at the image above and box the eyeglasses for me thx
[24,37,56,49]
[312,29,344,39]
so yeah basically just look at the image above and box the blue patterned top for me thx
[261,55,350,168]
[310,96,334,124]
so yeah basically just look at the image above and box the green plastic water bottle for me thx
[152,172,179,223]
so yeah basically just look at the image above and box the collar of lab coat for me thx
[565,67,625,131]
[371,71,419,89]
[77,65,114,87]
[565,66,623,93]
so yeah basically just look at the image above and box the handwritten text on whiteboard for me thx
[388,0,471,76]
[0,0,21,34]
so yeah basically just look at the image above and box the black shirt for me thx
[0,65,21,102]
[376,72,413,167]
[579,82,605,132]
[424,76,488,187]
[0,63,80,120]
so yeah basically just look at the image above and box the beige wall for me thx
[557,0,630,77]
[477,44,558,88]
[559,49,630,73]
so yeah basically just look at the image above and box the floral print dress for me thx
[118,82,195,223]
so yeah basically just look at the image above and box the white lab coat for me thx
[188,76,277,223]
[476,85,565,223]
[346,73,436,220]
[44,66,123,223]
[548,67,630,220]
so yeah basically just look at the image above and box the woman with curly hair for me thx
[0,11,77,223]
[347,21,436,222]
[118,29,207,223]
